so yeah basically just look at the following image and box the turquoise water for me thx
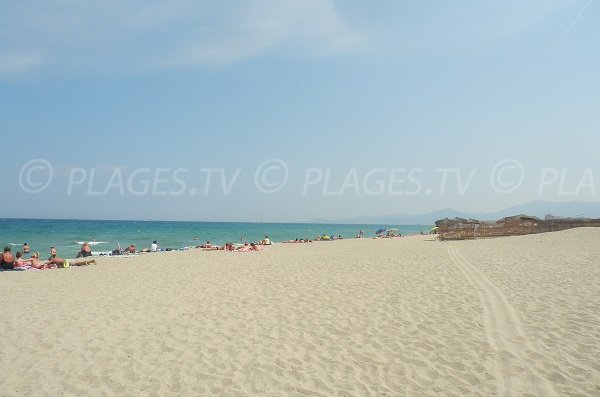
[0,219,432,257]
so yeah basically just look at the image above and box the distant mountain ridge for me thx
[306,201,600,225]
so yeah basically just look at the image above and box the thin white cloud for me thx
[0,0,365,79]
[1,0,581,80]
[551,0,594,53]
[162,0,365,68]
[0,50,44,77]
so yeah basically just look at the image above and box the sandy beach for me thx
[1,228,599,396]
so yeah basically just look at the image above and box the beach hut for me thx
[497,215,543,236]
[436,217,481,240]
[436,213,600,240]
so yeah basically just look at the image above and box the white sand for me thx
[1,228,599,396]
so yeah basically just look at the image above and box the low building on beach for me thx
[436,215,600,241]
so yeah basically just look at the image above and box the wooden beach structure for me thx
[436,215,600,241]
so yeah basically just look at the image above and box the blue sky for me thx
[1,0,599,221]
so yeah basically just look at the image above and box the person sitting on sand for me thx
[76,242,93,258]
[260,235,271,245]
[151,241,159,252]
[1,246,16,270]
[224,242,235,251]
[14,252,26,268]
[46,247,96,268]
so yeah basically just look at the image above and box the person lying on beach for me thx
[126,244,137,254]
[249,243,262,251]
[200,241,213,249]
[283,238,311,243]
[1,246,16,270]
[46,247,96,268]
[202,244,224,251]
[236,242,250,251]
[234,243,263,252]
[76,242,93,258]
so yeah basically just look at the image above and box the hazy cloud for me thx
[0,50,44,78]
[0,0,365,79]
[163,0,365,68]
[0,0,586,80]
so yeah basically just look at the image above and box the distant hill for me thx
[305,201,600,225]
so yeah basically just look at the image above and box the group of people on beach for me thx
[119,240,161,255]
[198,236,271,252]
[109,236,271,256]
[1,243,97,271]
[1,230,366,272]
[203,241,264,252]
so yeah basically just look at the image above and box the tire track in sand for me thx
[447,248,556,397]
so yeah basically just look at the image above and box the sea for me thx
[0,219,433,257]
